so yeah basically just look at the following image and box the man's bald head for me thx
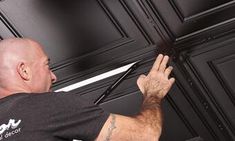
[0,38,56,98]
[0,38,43,64]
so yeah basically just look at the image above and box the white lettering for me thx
[4,128,21,139]
[0,119,21,135]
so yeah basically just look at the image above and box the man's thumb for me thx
[137,74,146,94]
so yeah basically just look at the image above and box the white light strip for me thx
[55,62,136,92]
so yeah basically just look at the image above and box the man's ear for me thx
[17,62,31,81]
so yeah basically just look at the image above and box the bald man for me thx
[0,38,175,141]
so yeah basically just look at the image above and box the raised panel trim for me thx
[180,35,235,139]
[98,0,128,38]
[0,11,22,37]
[119,0,155,45]
[175,80,218,139]
[176,17,235,42]
[139,0,176,41]
[181,57,233,140]
[185,57,235,139]
[208,53,235,106]
[169,0,235,22]
[139,0,235,45]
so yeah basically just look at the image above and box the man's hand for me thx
[137,54,175,102]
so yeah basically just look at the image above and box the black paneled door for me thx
[1,0,235,141]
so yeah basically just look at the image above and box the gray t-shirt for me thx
[0,92,109,141]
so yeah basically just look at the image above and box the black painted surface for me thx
[1,0,235,140]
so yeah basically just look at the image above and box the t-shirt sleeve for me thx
[28,92,110,141]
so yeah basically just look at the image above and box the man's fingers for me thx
[164,66,173,77]
[159,55,169,72]
[150,54,164,72]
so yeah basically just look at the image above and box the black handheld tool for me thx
[94,61,140,105]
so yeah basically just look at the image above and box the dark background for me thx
[1,0,235,140]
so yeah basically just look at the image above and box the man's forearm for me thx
[135,95,163,139]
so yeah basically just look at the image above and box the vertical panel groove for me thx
[119,0,154,45]
[184,57,233,140]
[0,10,22,37]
